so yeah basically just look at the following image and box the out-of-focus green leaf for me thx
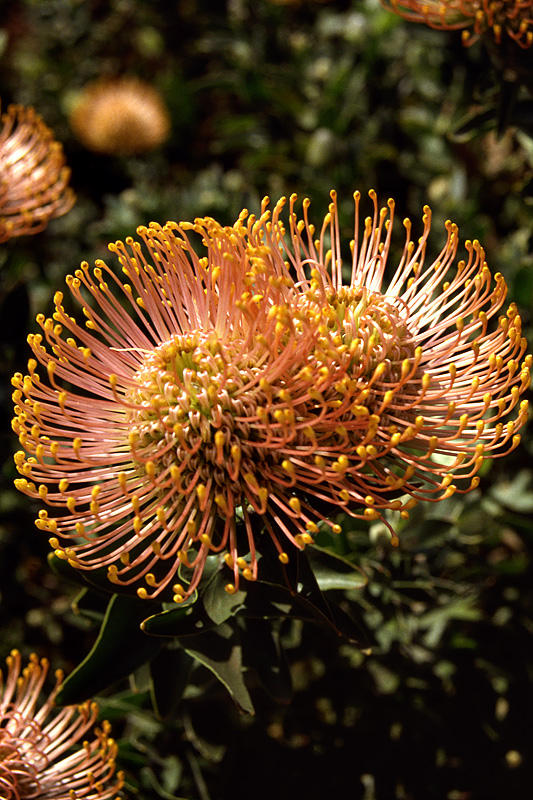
[418,597,481,649]
[139,764,188,800]
[450,107,496,140]
[491,471,533,514]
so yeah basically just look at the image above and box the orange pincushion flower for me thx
[382,0,533,47]
[0,104,75,243]
[11,192,530,601]
[0,650,123,799]
[70,78,170,156]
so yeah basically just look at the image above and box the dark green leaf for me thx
[141,599,219,638]
[450,107,496,140]
[182,622,254,715]
[249,542,364,643]
[56,594,163,705]
[201,565,247,625]
[149,646,194,720]
[47,552,139,598]
[243,620,292,703]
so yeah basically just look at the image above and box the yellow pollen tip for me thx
[289,497,301,513]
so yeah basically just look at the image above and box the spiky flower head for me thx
[382,0,533,47]
[69,78,170,156]
[0,650,123,799]
[12,192,530,600]
[0,103,75,243]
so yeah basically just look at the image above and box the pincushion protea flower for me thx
[0,650,123,799]
[11,191,530,601]
[382,0,533,47]
[69,78,170,156]
[0,103,75,243]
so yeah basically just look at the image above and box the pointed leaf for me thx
[47,552,139,598]
[142,560,246,637]
[141,599,219,638]
[251,540,364,643]
[70,587,107,624]
[243,620,292,703]
[149,647,194,720]
[307,545,368,592]
[182,622,254,715]
[56,594,163,705]
[201,565,247,625]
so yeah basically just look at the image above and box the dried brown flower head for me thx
[70,78,171,156]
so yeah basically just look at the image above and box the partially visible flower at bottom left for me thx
[0,650,123,799]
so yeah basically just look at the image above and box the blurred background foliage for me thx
[0,0,532,798]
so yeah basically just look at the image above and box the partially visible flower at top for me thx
[0,103,75,243]
[69,78,170,156]
[382,0,533,47]
[0,650,123,799]
[11,191,530,601]
[267,0,333,5]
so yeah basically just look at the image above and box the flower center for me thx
[301,285,417,413]
[126,331,272,493]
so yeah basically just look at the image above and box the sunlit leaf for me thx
[181,622,254,715]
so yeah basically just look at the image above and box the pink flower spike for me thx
[0,103,75,243]
[0,650,123,799]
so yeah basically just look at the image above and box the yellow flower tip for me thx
[390,535,400,547]
[107,565,119,584]
[278,552,290,564]
[224,583,238,595]
[288,496,301,513]
[224,552,235,569]
[137,587,149,599]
